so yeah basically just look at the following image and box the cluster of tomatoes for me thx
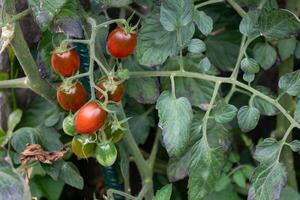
[50,25,137,167]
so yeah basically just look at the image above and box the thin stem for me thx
[202,82,221,144]
[227,0,247,17]
[129,70,300,130]
[258,0,268,9]
[195,0,225,9]
[249,94,256,107]
[66,72,89,81]
[136,184,151,200]
[95,19,127,29]
[277,125,294,162]
[230,36,247,79]
[170,74,176,98]
[61,39,90,46]
[94,56,110,75]
[107,189,135,200]
[1,8,31,27]
[0,77,28,88]
[149,129,161,169]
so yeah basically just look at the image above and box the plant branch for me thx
[129,70,300,130]
[149,129,161,169]
[195,0,225,9]
[227,0,246,17]
[0,77,28,88]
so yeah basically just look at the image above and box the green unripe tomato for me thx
[240,58,260,74]
[95,142,117,167]
[71,135,96,159]
[63,114,77,136]
[104,126,124,143]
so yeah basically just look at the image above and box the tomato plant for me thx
[1,0,300,200]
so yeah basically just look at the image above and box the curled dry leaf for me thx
[0,23,15,54]
[20,143,68,165]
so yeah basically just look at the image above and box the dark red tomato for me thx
[51,49,80,77]
[57,81,87,112]
[96,76,124,103]
[107,27,137,58]
[75,101,107,134]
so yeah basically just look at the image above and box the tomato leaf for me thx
[156,91,193,157]
[160,0,194,32]
[278,38,297,60]
[211,103,237,124]
[288,140,300,152]
[253,43,277,70]
[188,139,225,200]
[194,11,213,36]
[252,86,278,116]
[254,138,280,165]
[59,162,84,189]
[240,9,300,40]
[188,38,206,53]
[136,15,177,66]
[237,106,260,132]
[248,162,286,200]
[0,158,31,200]
[280,186,300,200]
[153,184,173,200]
[279,69,300,96]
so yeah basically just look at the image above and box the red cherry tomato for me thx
[51,49,80,77]
[75,101,107,134]
[96,76,124,103]
[57,81,87,112]
[107,27,137,58]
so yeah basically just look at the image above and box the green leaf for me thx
[30,175,64,200]
[240,58,260,74]
[243,73,255,83]
[161,57,216,106]
[248,162,286,200]
[0,159,31,200]
[295,100,300,122]
[44,111,61,127]
[198,57,211,72]
[240,9,300,40]
[0,109,22,146]
[279,69,300,96]
[253,86,278,116]
[211,103,237,124]
[253,42,277,70]
[156,91,193,157]
[160,0,193,31]
[188,39,206,53]
[28,0,69,30]
[206,31,241,71]
[254,138,281,164]
[167,148,192,182]
[42,161,63,180]
[153,184,172,200]
[205,184,241,200]
[188,139,225,200]
[11,127,41,153]
[280,186,300,200]
[136,15,177,66]
[124,58,160,104]
[278,38,297,60]
[178,22,195,46]
[289,140,300,152]
[233,170,246,188]
[59,162,83,189]
[214,175,231,192]
[237,106,260,132]
[194,11,213,36]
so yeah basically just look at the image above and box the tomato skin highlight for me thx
[96,76,124,103]
[75,101,107,134]
[51,49,80,77]
[57,81,87,112]
[107,27,137,58]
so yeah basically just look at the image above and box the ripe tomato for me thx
[51,49,80,77]
[95,141,117,167]
[71,135,96,159]
[63,114,77,136]
[96,76,124,103]
[107,27,137,58]
[57,81,87,112]
[75,101,107,134]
